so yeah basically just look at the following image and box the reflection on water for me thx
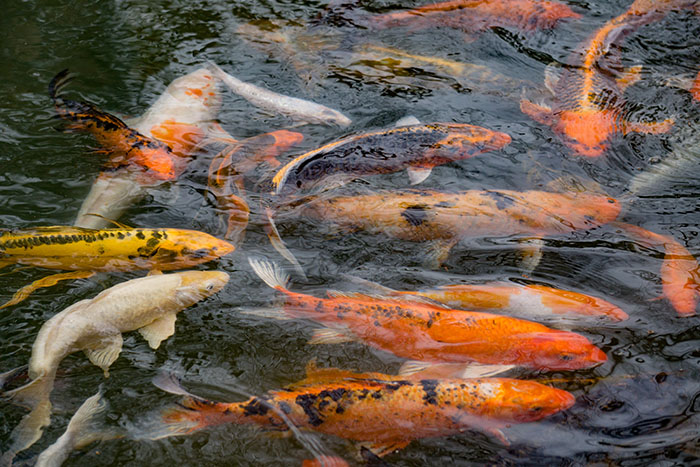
[1,0,699,465]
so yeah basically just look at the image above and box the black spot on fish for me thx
[242,398,269,417]
[97,246,105,255]
[335,405,345,414]
[434,201,455,208]
[401,204,429,226]
[146,238,160,250]
[295,394,323,427]
[136,231,146,240]
[319,388,347,402]
[420,379,439,405]
[383,381,411,392]
[117,232,125,240]
[484,191,514,210]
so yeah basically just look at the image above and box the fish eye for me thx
[206,283,215,291]
[607,198,616,204]
[560,354,574,361]
[531,406,542,412]
[191,248,209,259]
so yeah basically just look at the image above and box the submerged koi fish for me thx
[271,120,511,196]
[0,270,229,463]
[35,390,122,467]
[370,0,580,34]
[292,189,621,266]
[154,363,575,458]
[348,276,628,322]
[0,226,234,309]
[249,257,607,373]
[520,0,692,157]
[71,68,224,229]
[207,130,303,242]
[207,62,352,127]
[613,222,699,317]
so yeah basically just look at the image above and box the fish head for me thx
[175,270,230,304]
[527,332,607,371]
[502,380,576,422]
[318,108,352,128]
[169,68,222,108]
[153,230,235,268]
[432,124,512,159]
[558,192,621,230]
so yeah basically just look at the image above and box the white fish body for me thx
[208,62,351,127]
[74,68,224,229]
[2,270,229,463]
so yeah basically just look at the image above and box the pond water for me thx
[1,0,699,465]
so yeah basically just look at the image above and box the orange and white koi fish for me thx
[271,119,511,196]
[370,0,580,34]
[0,270,229,464]
[520,0,693,157]
[290,189,621,266]
[249,257,607,373]
[0,226,234,309]
[347,276,628,322]
[69,68,225,229]
[153,362,575,458]
[613,222,699,317]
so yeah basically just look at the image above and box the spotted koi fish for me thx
[271,120,511,196]
[291,189,621,266]
[71,68,225,229]
[348,276,628,322]
[613,222,699,317]
[520,0,694,157]
[370,0,580,34]
[153,363,575,458]
[50,70,181,181]
[249,258,607,372]
[0,226,234,309]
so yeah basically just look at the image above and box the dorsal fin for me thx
[83,213,133,229]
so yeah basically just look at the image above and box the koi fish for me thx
[71,68,225,229]
[207,62,352,127]
[613,222,699,317]
[290,189,621,266]
[0,226,234,309]
[519,1,694,157]
[370,0,580,34]
[345,276,628,322]
[271,119,511,196]
[0,270,229,463]
[153,362,575,458]
[35,390,122,467]
[248,257,607,374]
[207,130,303,242]
[627,118,700,195]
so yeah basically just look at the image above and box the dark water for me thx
[1,0,699,465]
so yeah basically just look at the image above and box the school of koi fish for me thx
[1,0,699,465]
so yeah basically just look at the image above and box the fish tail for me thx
[4,372,54,410]
[2,398,52,464]
[48,69,71,103]
[248,256,291,292]
[263,205,307,280]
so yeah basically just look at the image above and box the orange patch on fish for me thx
[149,119,206,158]
[185,87,203,97]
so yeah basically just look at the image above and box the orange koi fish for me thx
[370,0,580,34]
[351,278,628,321]
[0,226,234,308]
[70,68,226,229]
[613,222,699,317]
[520,0,693,157]
[691,69,700,102]
[271,120,511,196]
[154,363,575,458]
[292,189,621,266]
[249,258,607,372]
[50,70,181,181]
[207,130,303,242]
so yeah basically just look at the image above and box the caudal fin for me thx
[1,399,52,465]
[263,205,307,280]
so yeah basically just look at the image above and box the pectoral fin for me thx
[0,270,96,310]
[520,99,555,127]
[425,239,457,268]
[394,115,420,127]
[407,166,433,185]
[622,118,674,136]
[1,399,53,465]
[139,313,177,349]
[84,333,123,377]
[308,327,357,345]
[544,63,562,95]
[399,361,515,379]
